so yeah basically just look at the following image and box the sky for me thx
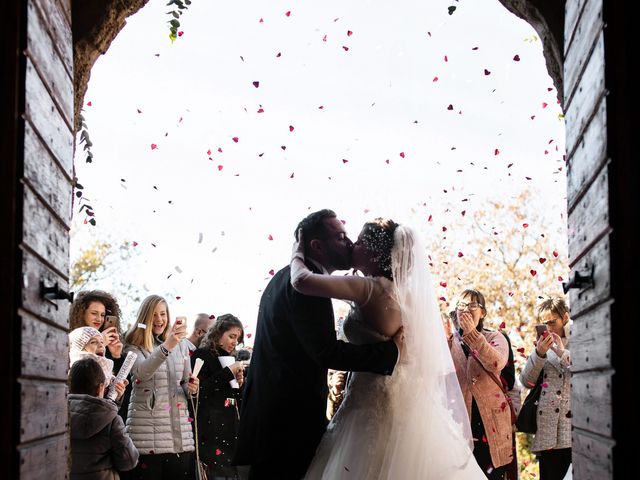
[72,0,567,341]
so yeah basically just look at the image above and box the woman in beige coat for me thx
[446,289,514,479]
[520,296,571,480]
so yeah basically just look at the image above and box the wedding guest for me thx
[69,326,115,387]
[446,289,513,479]
[184,313,215,353]
[70,290,124,364]
[499,329,520,480]
[69,356,138,479]
[520,296,572,480]
[123,295,199,479]
[191,314,245,480]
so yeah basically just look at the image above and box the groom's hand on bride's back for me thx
[392,326,405,360]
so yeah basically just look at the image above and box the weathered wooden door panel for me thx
[16,0,74,478]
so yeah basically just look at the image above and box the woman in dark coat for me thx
[191,314,245,480]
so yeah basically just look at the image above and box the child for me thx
[70,326,115,384]
[69,356,139,479]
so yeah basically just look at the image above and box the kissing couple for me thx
[234,209,484,479]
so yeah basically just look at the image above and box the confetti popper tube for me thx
[192,358,204,378]
[106,351,137,401]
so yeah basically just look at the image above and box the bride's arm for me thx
[291,253,371,305]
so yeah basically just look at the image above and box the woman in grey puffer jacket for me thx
[123,295,200,479]
[520,296,572,480]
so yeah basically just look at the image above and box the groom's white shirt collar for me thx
[307,258,329,275]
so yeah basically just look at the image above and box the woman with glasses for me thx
[445,289,514,479]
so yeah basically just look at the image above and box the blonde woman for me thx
[123,295,199,479]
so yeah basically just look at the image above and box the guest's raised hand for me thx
[458,311,475,336]
[107,337,124,359]
[164,318,187,350]
[535,331,555,357]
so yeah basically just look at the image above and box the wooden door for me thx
[2,0,74,477]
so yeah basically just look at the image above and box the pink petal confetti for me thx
[484,69,491,75]
[289,125,295,132]
[151,143,157,150]
[541,382,549,388]
[253,81,260,88]
[558,276,564,281]
[187,416,194,423]
[218,147,223,153]
[499,321,506,329]
[322,34,327,42]
[399,152,405,158]
[342,46,349,51]
[269,269,275,276]
[285,10,291,17]
[259,18,264,23]
[433,76,439,82]
[216,448,222,456]
[318,105,324,109]
[553,250,559,257]
[232,137,239,143]
[539,257,547,264]
[494,148,500,155]
[86,101,92,107]
[457,252,464,258]
[444,55,448,62]
[522,223,529,228]
[257,108,264,113]
[178,31,184,37]
[530,269,537,276]
[513,54,521,61]
[246,333,252,338]
[347,30,353,36]
[217,165,223,171]
[268,234,274,241]
[542,102,548,108]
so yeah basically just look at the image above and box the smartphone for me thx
[535,324,549,339]
[175,316,187,326]
[104,315,118,330]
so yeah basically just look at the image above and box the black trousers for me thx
[123,451,196,480]
[538,448,571,480]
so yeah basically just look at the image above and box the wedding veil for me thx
[379,225,478,478]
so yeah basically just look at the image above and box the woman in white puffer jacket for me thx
[123,295,199,479]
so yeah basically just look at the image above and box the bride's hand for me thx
[392,326,405,361]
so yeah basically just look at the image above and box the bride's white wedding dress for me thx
[304,229,485,479]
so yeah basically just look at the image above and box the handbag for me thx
[470,355,518,425]
[516,370,544,434]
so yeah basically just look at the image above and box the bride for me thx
[290,218,484,479]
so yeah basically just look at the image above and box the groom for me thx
[233,209,402,479]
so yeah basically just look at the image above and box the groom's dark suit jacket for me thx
[233,264,398,477]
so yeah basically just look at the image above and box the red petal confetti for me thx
[553,250,559,257]
[558,276,564,281]
[399,152,405,158]
[246,333,252,338]
[268,234,274,240]
[444,55,448,62]
[447,104,454,110]
[522,223,529,228]
[439,296,446,302]
[133,241,139,247]
[86,101,92,107]
[457,252,464,258]
[494,148,500,155]
[508,291,514,297]
[442,226,447,232]
[507,163,513,168]
[253,81,260,88]
[322,34,327,42]
[209,314,216,319]
[428,215,433,222]
[269,269,275,276]
[289,125,295,132]
[150,143,157,150]
[232,137,239,143]
[285,11,291,17]
[539,257,547,264]
[218,147,223,153]
[276,52,282,57]
[484,69,491,75]
[207,149,212,156]
[347,30,353,36]
[342,46,349,51]
[481,434,487,443]
[499,321,506,329]
[178,31,184,37]
[461,210,466,216]
[318,105,324,109]
[439,281,447,288]
[433,76,439,82]
[542,102,548,108]
[187,417,194,423]
[281,145,286,150]
[259,18,264,23]
[176,296,181,300]
[289,172,294,178]
[257,108,264,113]
[530,269,537,276]
[513,54,520,61]
[216,449,222,456]
[217,165,223,171]
[137,108,142,113]
[342,159,349,164]
[472,46,479,51]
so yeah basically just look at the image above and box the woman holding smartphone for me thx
[520,296,572,480]
[69,290,124,362]
[123,295,200,479]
